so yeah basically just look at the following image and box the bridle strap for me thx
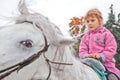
[0,34,48,79]
[43,48,73,80]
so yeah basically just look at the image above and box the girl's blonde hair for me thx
[85,8,103,25]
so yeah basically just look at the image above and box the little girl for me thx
[79,8,120,77]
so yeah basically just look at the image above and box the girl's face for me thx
[86,16,101,30]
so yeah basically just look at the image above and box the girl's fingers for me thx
[95,54,101,59]
[88,54,101,59]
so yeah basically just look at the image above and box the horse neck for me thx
[44,45,87,78]
[45,45,75,63]
[44,45,86,70]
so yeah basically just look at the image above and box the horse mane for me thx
[15,0,66,46]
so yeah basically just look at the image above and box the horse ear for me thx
[59,37,75,45]
[18,0,29,14]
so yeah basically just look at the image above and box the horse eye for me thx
[20,40,33,48]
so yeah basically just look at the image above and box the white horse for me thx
[0,0,101,80]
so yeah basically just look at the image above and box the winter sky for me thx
[31,0,120,28]
[0,0,120,34]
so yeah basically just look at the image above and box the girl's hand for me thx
[88,54,101,59]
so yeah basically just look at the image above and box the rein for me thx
[0,34,48,79]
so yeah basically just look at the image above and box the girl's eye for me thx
[91,19,95,22]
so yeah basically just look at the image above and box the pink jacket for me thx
[79,26,120,77]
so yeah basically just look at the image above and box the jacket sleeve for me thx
[79,35,89,58]
[102,31,117,62]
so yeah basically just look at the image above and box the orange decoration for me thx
[69,16,85,36]
[69,17,82,27]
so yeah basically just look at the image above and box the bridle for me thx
[0,32,73,80]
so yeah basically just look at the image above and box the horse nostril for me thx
[20,40,33,48]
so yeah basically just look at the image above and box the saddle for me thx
[81,58,120,80]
